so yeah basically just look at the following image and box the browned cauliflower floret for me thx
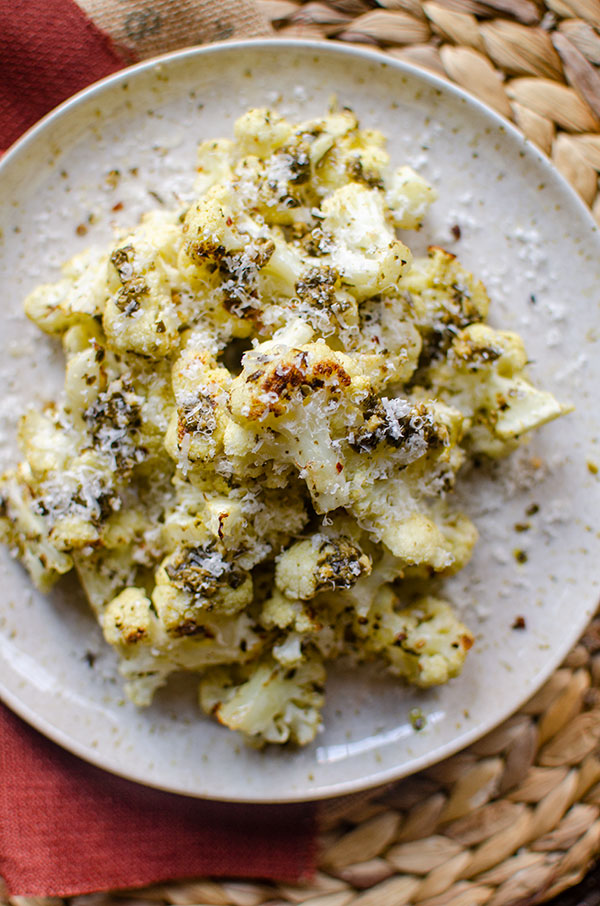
[103,586,264,705]
[199,651,326,746]
[103,212,189,358]
[401,246,490,368]
[226,320,370,511]
[426,323,572,456]
[275,535,372,601]
[165,344,232,468]
[355,587,474,687]
[153,543,253,633]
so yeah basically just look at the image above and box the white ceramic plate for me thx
[0,40,599,803]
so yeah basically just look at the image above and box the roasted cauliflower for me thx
[0,106,569,747]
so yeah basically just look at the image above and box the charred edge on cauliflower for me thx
[244,351,351,419]
[349,395,447,454]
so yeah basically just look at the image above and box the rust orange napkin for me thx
[0,704,316,895]
[0,0,271,151]
[0,0,317,897]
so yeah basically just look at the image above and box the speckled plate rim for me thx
[0,38,598,802]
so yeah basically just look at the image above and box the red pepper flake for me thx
[75,224,87,236]
[226,216,233,226]
[112,201,124,212]
[512,616,526,630]
[335,462,343,473]
[451,224,461,240]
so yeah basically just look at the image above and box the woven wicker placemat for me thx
[3,4,599,905]
[263,0,600,221]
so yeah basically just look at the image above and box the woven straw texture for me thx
[4,3,600,904]
[261,0,600,220]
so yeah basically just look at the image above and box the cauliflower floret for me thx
[194,138,235,195]
[259,582,359,664]
[103,586,265,705]
[234,107,360,209]
[327,138,387,187]
[300,110,360,167]
[7,438,122,556]
[353,294,422,387]
[258,234,305,300]
[24,247,109,335]
[0,465,73,591]
[401,246,490,366]
[102,588,176,703]
[153,543,253,631]
[233,108,293,158]
[428,323,572,456]
[232,152,314,229]
[227,322,371,511]
[161,479,230,550]
[199,651,326,746]
[160,477,309,574]
[292,265,359,340]
[0,395,161,593]
[345,397,471,570]
[18,408,75,479]
[181,185,280,336]
[59,321,173,472]
[103,211,187,358]
[74,546,140,615]
[275,535,371,601]
[385,166,438,229]
[320,183,412,301]
[355,588,474,686]
[72,508,160,615]
[260,588,323,634]
[165,345,232,468]
[182,184,249,263]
